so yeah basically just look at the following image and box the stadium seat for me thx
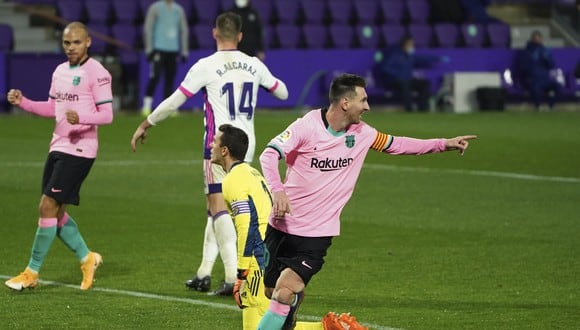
[87,24,110,55]
[379,0,404,24]
[139,0,158,22]
[302,24,328,48]
[176,0,194,24]
[407,23,433,48]
[353,0,378,25]
[84,0,112,24]
[329,24,354,49]
[461,23,486,48]
[252,0,273,25]
[111,23,140,52]
[434,23,459,48]
[380,24,406,46]
[301,0,326,24]
[111,23,140,67]
[273,24,301,49]
[355,24,380,48]
[487,22,510,48]
[327,0,353,25]
[0,24,14,51]
[57,0,85,22]
[112,0,139,24]
[406,0,430,23]
[273,0,301,25]
[191,0,220,24]
[192,24,215,49]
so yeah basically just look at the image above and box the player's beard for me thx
[67,52,87,66]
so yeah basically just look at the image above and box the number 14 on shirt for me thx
[222,82,254,120]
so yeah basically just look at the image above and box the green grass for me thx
[1,110,579,329]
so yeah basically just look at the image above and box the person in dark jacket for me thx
[226,0,265,60]
[519,31,560,110]
[379,36,441,112]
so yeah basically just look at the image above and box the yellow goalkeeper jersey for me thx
[222,162,273,271]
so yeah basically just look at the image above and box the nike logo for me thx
[301,260,312,269]
[51,188,62,193]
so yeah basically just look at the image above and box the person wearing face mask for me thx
[225,0,266,61]
[378,36,442,112]
[518,30,560,111]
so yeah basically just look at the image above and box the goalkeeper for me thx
[210,124,367,330]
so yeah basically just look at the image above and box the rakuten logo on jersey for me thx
[54,91,79,102]
[310,157,353,172]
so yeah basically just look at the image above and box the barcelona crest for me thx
[345,135,355,148]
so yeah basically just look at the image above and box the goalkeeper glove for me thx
[233,269,249,309]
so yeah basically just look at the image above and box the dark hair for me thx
[218,124,249,161]
[329,73,366,104]
[215,12,243,40]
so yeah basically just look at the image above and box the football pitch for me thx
[1,109,579,329]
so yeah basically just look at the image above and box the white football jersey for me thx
[179,50,281,162]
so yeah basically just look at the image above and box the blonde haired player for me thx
[131,12,288,295]
[210,124,367,330]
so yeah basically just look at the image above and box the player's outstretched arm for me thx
[444,135,477,155]
[7,89,55,118]
[130,119,153,152]
[375,132,477,156]
[130,90,187,152]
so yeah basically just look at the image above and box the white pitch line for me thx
[0,275,400,330]
[1,158,579,184]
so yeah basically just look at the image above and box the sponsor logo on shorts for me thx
[301,260,313,269]
[51,187,62,193]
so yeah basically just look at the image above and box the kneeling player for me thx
[210,124,367,330]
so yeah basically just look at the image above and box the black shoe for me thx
[282,291,305,330]
[207,281,233,296]
[185,275,211,292]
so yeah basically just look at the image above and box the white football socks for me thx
[197,216,218,278]
[213,213,238,284]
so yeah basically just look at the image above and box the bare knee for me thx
[39,195,60,218]
[271,268,305,305]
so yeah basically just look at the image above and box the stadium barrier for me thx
[1,48,578,112]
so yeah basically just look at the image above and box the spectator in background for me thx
[520,31,560,111]
[141,0,189,116]
[378,36,443,112]
[226,0,265,61]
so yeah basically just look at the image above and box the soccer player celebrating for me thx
[4,22,113,291]
[211,124,367,330]
[257,74,477,329]
[131,12,288,295]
